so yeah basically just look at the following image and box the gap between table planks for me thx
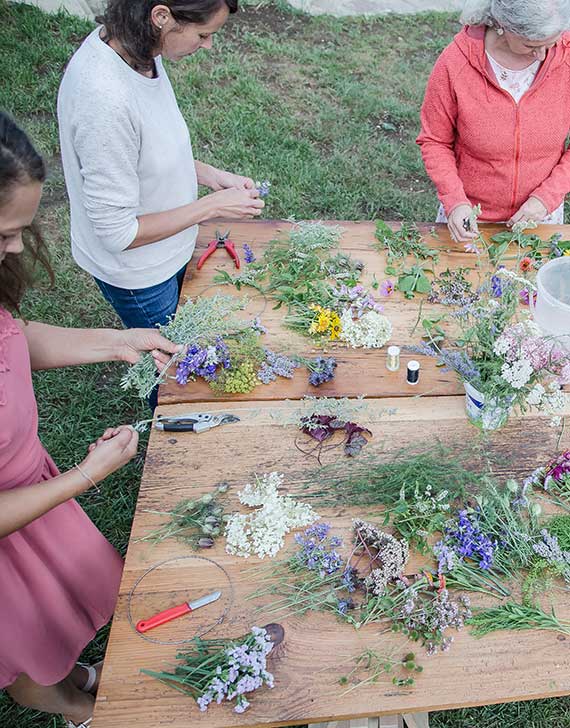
[158,220,570,406]
[93,396,570,728]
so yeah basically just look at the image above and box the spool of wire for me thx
[407,360,420,386]
[386,346,401,372]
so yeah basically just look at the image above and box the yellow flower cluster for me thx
[308,304,342,341]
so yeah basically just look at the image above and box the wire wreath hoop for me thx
[127,554,234,646]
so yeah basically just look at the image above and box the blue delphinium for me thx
[243,244,256,264]
[176,337,231,385]
[308,356,337,387]
[434,509,497,573]
[258,349,299,384]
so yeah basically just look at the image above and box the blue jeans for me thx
[94,265,187,330]
[94,266,187,409]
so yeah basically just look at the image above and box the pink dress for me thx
[0,308,123,688]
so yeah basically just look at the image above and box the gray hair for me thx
[461,0,570,40]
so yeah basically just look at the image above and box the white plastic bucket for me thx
[531,258,570,345]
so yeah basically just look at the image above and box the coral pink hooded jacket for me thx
[417,25,570,221]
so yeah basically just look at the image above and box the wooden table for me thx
[93,397,570,728]
[94,220,570,728]
[158,220,569,405]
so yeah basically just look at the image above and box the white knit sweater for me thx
[57,28,198,289]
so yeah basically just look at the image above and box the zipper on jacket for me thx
[511,105,521,215]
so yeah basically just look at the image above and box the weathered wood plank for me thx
[93,397,570,728]
[158,220,570,405]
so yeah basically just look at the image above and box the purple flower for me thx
[464,241,481,255]
[243,244,256,264]
[258,349,298,384]
[435,509,497,573]
[255,180,271,198]
[308,357,337,387]
[380,279,395,296]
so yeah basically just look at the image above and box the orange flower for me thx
[519,257,532,272]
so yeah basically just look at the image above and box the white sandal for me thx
[77,663,98,693]
[67,719,92,728]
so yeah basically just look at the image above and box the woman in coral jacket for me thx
[417,0,570,244]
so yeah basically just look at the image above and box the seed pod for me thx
[198,537,214,549]
[199,493,214,505]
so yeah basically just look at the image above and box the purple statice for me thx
[243,244,256,264]
[293,523,344,577]
[176,337,231,385]
[255,180,271,198]
[434,510,497,573]
[258,349,299,384]
[308,357,337,387]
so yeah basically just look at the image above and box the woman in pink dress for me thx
[0,113,181,728]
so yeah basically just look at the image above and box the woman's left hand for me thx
[116,329,183,368]
[507,196,548,227]
[209,168,256,192]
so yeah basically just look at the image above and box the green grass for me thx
[0,1,569,726]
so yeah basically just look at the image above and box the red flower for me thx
[520,257,532,272]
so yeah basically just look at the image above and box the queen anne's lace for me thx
[339,309,392,349]
[225,472,319,559]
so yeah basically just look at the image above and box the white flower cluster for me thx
[339,309,392,349]
[526,381,569,425]
[500,358,533,389]
[225,472,319,559]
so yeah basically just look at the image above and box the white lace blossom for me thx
[501,358,533,389]
[339,309,392,348]
[225,472,319,559]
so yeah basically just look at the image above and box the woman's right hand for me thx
[447,204,479,244]
[78,426,139,488]
[207,188,265,219]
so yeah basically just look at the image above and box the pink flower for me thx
[380,279,394,296]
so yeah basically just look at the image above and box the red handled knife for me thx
[136,590,221,633]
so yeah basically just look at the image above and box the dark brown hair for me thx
[98,0,238,71]
[0,112,53,314]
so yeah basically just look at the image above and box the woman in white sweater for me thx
[58,0,263,334]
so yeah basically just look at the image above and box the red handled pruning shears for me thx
[196,229,240,270]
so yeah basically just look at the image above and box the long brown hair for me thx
[0,112,53,314]
[98,0,238,72]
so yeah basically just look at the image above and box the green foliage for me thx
[375,220,439,298]
[299,448,479,508]
[468,602,570,638]
[544,514,570,550]
[139,484,230,549]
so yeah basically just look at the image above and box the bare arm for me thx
[18,322,182,371]
[0,426,138,539]
[0,470,86,539]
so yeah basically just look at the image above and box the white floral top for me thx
[437,52,564,225]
